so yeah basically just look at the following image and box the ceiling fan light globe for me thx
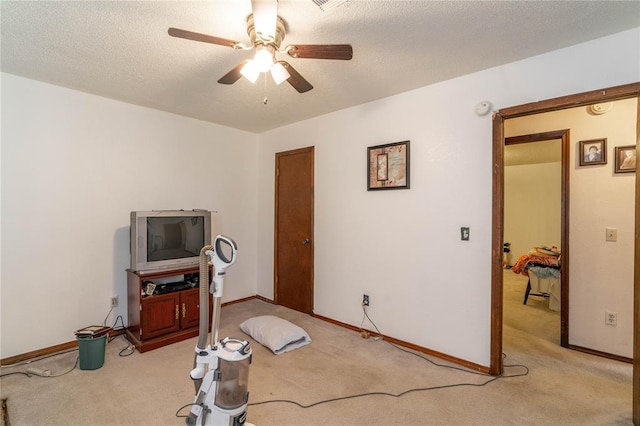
[240,60,260,83]
[271,62,290,85]
[254,48,274,72]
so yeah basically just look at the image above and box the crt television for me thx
[130,210,212,272]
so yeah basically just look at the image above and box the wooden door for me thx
[274,147,314,314]
[181,289,214,330]
[141,293,180,339]
[181,289,201,329]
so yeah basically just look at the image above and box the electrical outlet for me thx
[110,296,119,308]
[605,311,617,326]
[605,228,617,242]
[362,294,369,307]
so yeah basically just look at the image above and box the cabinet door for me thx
[181,289,201,330]
[141,293,180,339]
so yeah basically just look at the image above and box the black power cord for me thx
[0,356,79,379]
[248,305,529,409]
[108,315,136,357]
[175,307,530,416]
[248,355,528,409]
[1,314,134,379]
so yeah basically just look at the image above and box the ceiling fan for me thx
[168,0,353,93]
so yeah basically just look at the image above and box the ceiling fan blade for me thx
[251,0,278,40]
[168,27,240,49]
[218,60,250,85]
[286,44,353,60]
[279,61,313,93]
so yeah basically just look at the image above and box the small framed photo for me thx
[579,138,607,166]
[614,145,636,173]
[367,141,410,190]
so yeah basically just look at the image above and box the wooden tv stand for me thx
[126,266,212,352]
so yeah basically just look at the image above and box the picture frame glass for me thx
[615,145,636,173]
[579,138,607,166]
[367,141,410,190]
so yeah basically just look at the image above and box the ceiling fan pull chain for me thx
[263,73,269,105]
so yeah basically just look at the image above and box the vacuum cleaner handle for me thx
[213,235,237,272]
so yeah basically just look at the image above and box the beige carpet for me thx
[503,268,560,345]
[0,273,633,425]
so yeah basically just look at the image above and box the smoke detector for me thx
[588,102,613,115]
[475,101,492,116]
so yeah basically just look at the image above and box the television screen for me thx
[130,210,212,272]
[146,216,205,261]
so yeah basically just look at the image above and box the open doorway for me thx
[489,82,640,423]
[503,131,566,347]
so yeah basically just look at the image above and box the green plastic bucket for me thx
[77,334,107,370]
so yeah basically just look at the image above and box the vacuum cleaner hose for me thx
[193,244,213,393]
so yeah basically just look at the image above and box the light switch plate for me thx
[605,228,617,242]
[461,227,470,241]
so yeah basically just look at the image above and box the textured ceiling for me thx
[2,1,639,133]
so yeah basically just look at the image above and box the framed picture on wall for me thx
[579,138,607,166]
[367,140,410,190]
[614,145,636,173]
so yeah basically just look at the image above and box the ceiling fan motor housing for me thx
[246,14,286,50]
[167,5,352,94]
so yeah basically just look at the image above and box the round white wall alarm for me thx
[475,101,492,116]
[588,102,612,115]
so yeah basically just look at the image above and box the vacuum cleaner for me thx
[186,235,253,426]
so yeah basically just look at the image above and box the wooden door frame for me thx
[490,82,640,425]
[273,146,315,313]
[505,130,570,347]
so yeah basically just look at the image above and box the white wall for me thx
[506,98,636,358]
[256,28,639,367]
[1,73,259,358]
[2,27,638,364]
[504,161,562,262]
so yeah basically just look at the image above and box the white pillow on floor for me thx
[240,315,311,355]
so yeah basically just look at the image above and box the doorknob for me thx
[302,239,311,246]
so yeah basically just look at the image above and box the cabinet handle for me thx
[175,305,179,320]
[182,303,186,318]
